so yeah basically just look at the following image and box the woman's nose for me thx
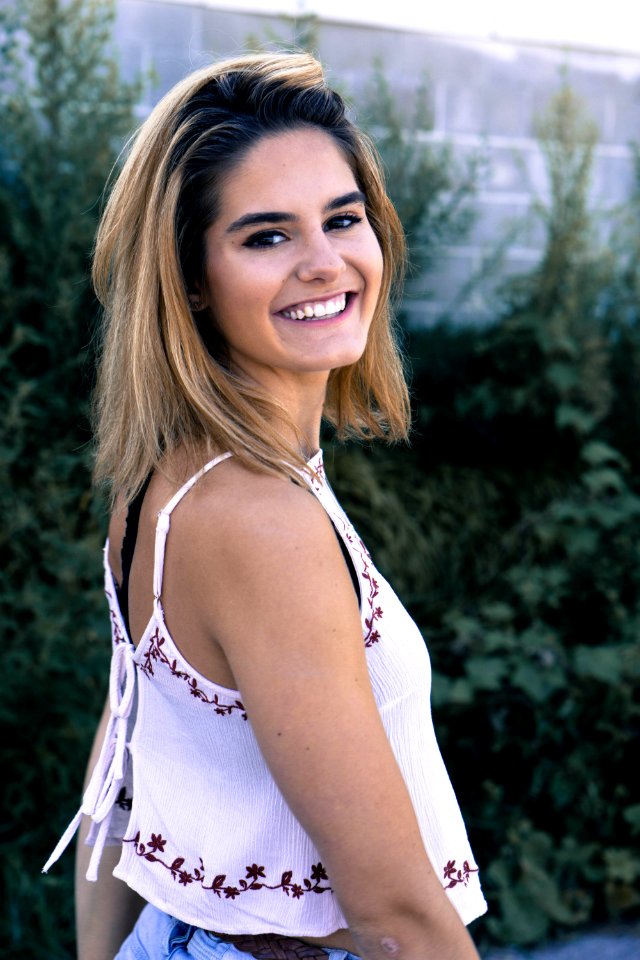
[295,231,345,284]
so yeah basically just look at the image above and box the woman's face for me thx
[199,127,384,395]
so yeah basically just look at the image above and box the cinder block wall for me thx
[114,1,640,324]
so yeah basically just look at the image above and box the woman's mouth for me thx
[279,292,350,321]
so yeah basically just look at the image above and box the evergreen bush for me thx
[0,1,137,954]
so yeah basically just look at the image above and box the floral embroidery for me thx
[123,832,332,900]
[307,458,326,493]
[139,629,247,719]
[330,512,383,647]
[106,590,127,645]
[115,787,132,811]
[443,859,479,889]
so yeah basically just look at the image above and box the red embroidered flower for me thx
[148,833,166,853]
[443,858,479,888]
[124,834,333,900]
[140,630,247,718]
[328,514,385,650]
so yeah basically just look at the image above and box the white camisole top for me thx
[44,450,487,935]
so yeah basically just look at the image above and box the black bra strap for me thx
[117,474,152,636]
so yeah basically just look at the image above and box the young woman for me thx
[44,52,487,960]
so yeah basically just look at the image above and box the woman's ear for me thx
[189,293,205,312]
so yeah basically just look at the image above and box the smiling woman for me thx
[199,129,384,396]
[42,52,486,960]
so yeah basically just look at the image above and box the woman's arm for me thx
[180,467,481,960]
[75,696,146,960]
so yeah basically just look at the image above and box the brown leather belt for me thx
[208,930,330,959]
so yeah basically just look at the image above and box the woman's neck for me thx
[263,378,327,459]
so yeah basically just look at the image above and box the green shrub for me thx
[327,86,640,946]
[0,1,137,954]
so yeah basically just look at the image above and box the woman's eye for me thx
[325,212,363,231]
[243,230,288,249]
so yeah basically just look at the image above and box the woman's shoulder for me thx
[107,449,333,577]
[177,452,331,553]
[163,454,347,642]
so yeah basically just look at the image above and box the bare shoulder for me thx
[173,455,334,560]
[166,455,360,667]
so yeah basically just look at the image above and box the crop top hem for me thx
[112,862,488,933]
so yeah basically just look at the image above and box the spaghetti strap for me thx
[152,453,232,609]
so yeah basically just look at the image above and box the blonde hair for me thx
[92,51,409,503]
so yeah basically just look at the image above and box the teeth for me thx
[282,294,347,320]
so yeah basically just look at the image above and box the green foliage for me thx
[245,13,320,57]
[327,85,640,947]
[359,62,480,291]
[459,88,612,444]
[600,146,640,477]
[0,0,137,954]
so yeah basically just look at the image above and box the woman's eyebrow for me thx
[225,190,367,234]
[325,190,367,212]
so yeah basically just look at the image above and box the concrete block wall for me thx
[113,1,640,325]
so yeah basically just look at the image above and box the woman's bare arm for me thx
[75,696,146,960]
[179,466,481,960]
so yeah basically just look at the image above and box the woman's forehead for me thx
[214,128,359,220]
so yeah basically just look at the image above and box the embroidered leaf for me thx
[123,833,335,902]
[115,786,132,810]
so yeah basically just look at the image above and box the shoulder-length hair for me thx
[92,51,409,503]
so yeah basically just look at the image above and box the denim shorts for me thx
[114,903,361,960]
